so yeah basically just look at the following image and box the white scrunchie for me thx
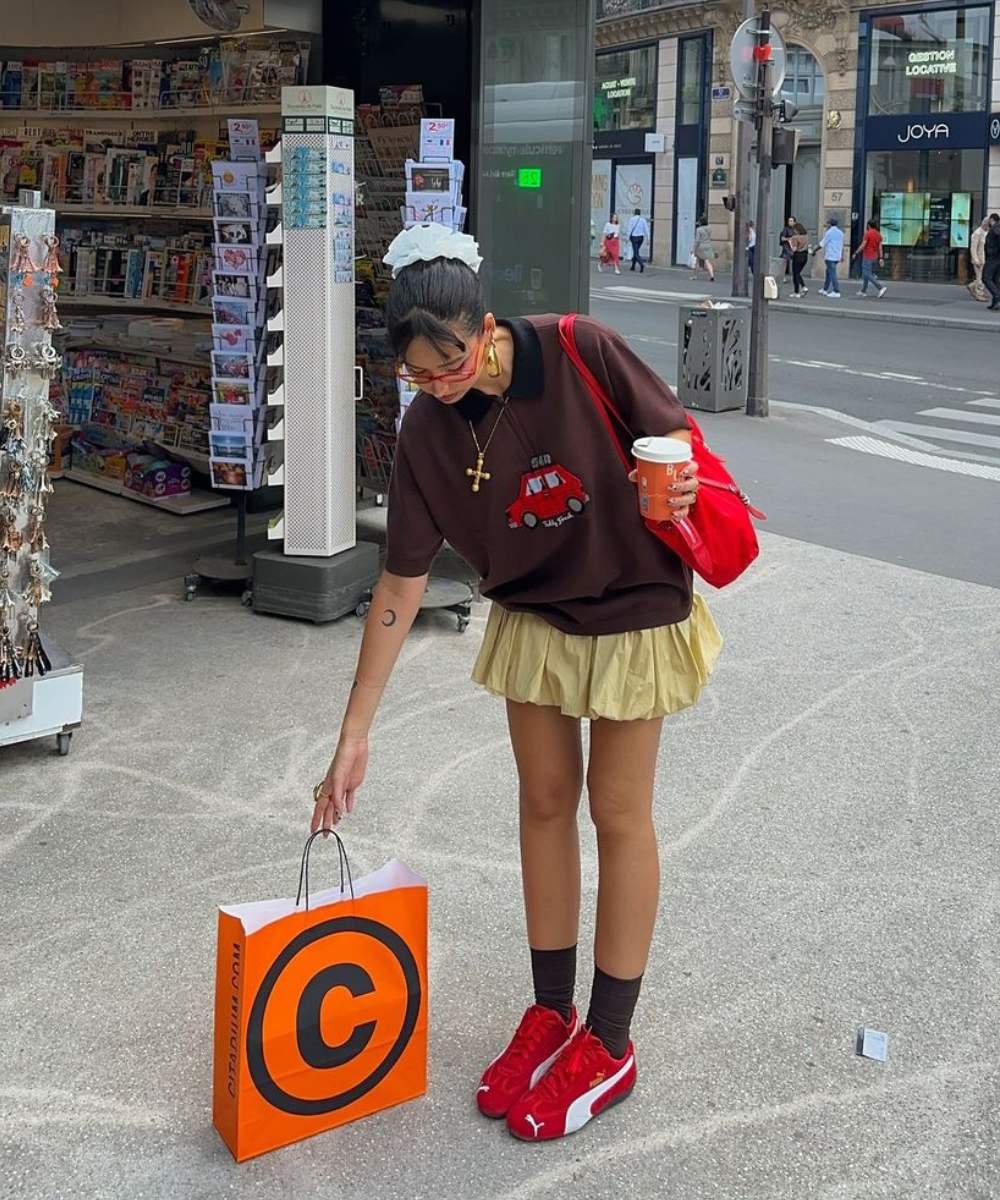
[383,223,482,278]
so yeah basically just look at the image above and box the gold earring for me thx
[485,337,501,378]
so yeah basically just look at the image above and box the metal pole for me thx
[731,0,754,299]
[746,10,772,418]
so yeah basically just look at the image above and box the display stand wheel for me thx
[56,732,72,757]
[185,557,253,603]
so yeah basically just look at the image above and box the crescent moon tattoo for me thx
[381,608,398,628]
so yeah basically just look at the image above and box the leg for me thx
[507,700,584,953]
[706,258,715,281]
[859,260,871,294]
[986,261,1000,308]
[587,716,663,978]
[974,261,983,285]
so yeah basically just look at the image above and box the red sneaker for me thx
[506,1027,636,1140]
[476,1005,579,1119]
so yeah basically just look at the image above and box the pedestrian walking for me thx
[788,222,810,296]
[691,216,716,282]
[779,216,796,278]
[315,222,721,1144]
[970,217,989,295]
[852,218,887,298]
[984,213,1000,312]
[626,208,650,272]
[746,220,756,275]
[600,213,621,274]
[817,216,844,298]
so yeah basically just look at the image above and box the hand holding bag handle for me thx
[296,829,356,911]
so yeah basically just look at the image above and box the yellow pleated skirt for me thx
[471,595,722,722]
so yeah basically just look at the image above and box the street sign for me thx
[712,86,732,102]
[730,17,787,100]
[733,99,756,123]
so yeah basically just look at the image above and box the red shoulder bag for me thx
[558,314,765,589]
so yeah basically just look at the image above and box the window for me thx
[678,36,704,126]
[780,45,825,107]
[594,45,656,132]
[868,5,991,117]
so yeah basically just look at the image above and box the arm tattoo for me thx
[381,608,398,628]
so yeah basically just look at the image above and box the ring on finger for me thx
[312,782,326,805]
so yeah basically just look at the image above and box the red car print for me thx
[507,456,590,530]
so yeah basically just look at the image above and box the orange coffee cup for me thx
[632,436,692,522]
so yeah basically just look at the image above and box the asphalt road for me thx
[589,281,1000,590]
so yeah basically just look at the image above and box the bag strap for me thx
[557,314,634,473]
[296,829,356,911]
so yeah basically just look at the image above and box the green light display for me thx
[517,167,543,189]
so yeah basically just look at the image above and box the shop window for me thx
[865,147,984,280]
[780,45,824,108]
[868,5,990,117]
[678,36,704,127]
[594,45,656,132]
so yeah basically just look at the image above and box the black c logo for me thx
[246,915,422,1116]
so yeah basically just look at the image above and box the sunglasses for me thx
[395,334,485,386]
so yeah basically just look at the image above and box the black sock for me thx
[530,945,576,1023]
[586,967,643,1059]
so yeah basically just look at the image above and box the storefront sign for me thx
[865,111,986,151]
[990,114,1000,144]
[593,129,650,158]
[601,76,636,100]
[905,47,958,77]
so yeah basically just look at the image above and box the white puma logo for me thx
[525,1114,544,1137]
[477,1086,489,1095]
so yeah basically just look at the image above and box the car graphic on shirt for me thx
[506,455,590,530]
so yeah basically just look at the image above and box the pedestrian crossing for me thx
[828,396,1000,480]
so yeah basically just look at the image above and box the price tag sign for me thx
[419,118,455,162]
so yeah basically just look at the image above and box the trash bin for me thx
[677,304,749,412]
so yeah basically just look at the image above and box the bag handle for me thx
[296,829,356,912]
[557,314,634,472]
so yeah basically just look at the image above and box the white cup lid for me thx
[631,436,692,464]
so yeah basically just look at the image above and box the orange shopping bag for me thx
[212,832,428,1161]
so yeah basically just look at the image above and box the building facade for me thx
[595,0,1000,281]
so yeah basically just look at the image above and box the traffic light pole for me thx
[746,10,772,418]
[731,0,754,300]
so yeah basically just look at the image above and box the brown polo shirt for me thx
[385,313,693,636]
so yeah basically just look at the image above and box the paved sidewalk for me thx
[2,508,998,1198]
[596,264,1000,332]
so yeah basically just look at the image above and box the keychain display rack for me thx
[0,191,83,755]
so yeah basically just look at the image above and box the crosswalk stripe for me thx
[916,407,1000,426]
[827,436,1000,481]
[872,420,1000,450]
[967,397,1000,409]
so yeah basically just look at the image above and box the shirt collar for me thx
[457,317,544,421]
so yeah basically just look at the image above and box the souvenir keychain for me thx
[0,398,25,453]
[9,284,26,339]
[27,558,50,607]
[0,622,21,685]
[0,506,22,561]
[40,286,62,331]
[4,343,27,375]
[26,505,46,554]
[10,233,35,274]
[28,450,53,505]
[33,343,62,377]
[0,565,18,618]
[40,234,61,275]
[22,620,51,677]
[1,457,26,504]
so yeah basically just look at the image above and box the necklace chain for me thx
[465,396,509,492]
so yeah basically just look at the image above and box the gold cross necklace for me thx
[466,397,509,492]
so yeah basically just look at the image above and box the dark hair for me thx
[633,207,641,215]
[991,213,1000,223]
[697,214,707,226]
[385,257,485,359]
[794,222,807,235]
[867,218,879,230]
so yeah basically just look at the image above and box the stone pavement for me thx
[597,263,1000,332]
[2,500,998,1198]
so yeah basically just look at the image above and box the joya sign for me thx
[866,111,986,151]
[896,121,951,143]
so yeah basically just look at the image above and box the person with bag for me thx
[788,222,810,297]
[313,223,730,1144]
[983,213,1000,312]
[626,208,649,272]
[600,213,621,274]
[691,215,715,282]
